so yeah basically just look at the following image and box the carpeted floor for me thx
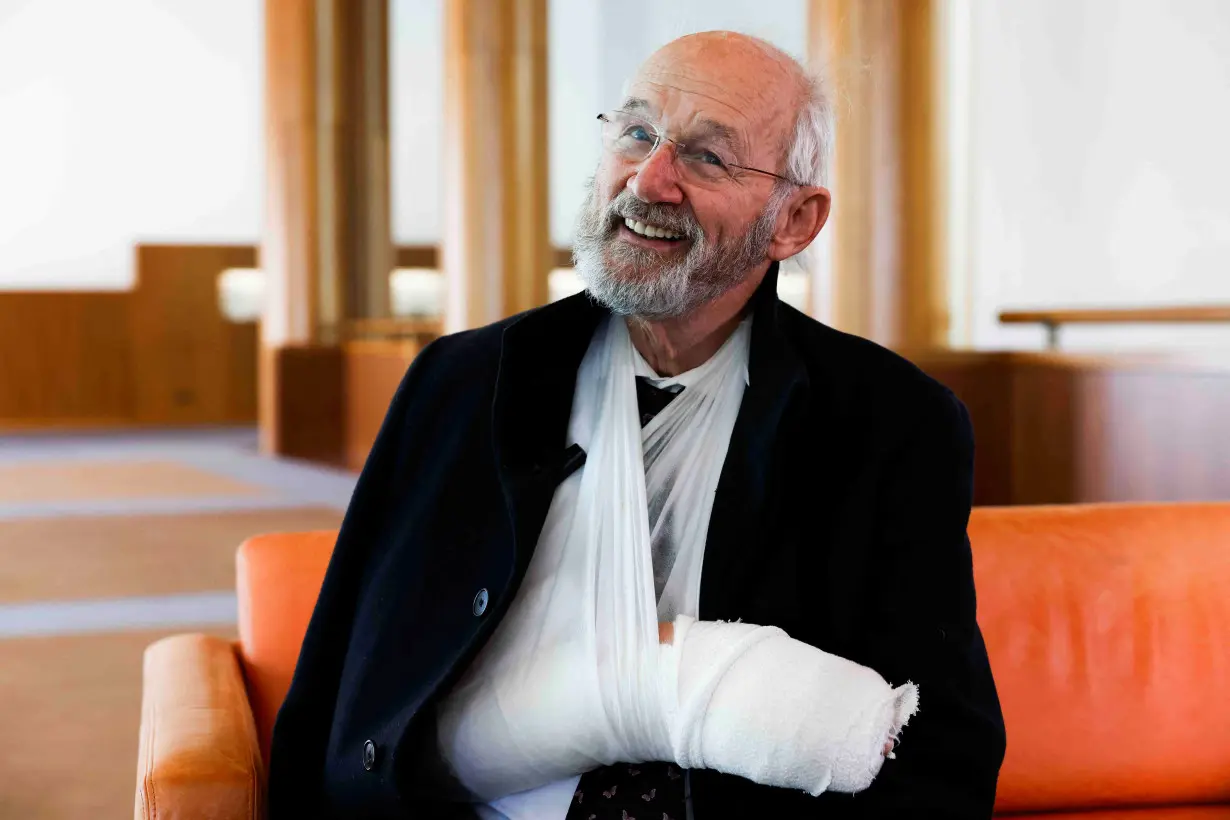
[0,428,354,818]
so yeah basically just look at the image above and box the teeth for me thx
[623,217,682,240]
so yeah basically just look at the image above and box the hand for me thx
[658,621,674,645]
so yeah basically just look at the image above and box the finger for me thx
[658,621,674,645]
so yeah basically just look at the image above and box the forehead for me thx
[625,39,800,159]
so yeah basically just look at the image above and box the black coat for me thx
[269,265,1006,819]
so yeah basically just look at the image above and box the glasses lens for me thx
[677,144,732,184]
[602,112,655,162]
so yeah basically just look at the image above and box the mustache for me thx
[605,190,701,238]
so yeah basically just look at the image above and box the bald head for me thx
[629,31,814,179]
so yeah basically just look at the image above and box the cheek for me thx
[595,159,632,203]
[693,192,759,243]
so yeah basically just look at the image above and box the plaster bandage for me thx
[662,615,919,796]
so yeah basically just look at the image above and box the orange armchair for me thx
[134,505,1230,819]
[134,532,334,820]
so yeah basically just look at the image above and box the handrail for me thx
[998,305,1230,349]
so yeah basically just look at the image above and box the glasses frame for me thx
[596,112,801,187]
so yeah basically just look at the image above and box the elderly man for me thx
[269,31,1005,820]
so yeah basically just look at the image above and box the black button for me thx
[362,740,378,771]
[472,588,489,617]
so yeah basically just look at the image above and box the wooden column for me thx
[326,0,393,324]
[442,0,550,332]
[263,0,321,352]
[809,0,948,349]
[261,0,392,461]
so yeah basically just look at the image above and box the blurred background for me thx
[1,0,1229,815]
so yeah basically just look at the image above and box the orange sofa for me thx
[134,504,1230,818]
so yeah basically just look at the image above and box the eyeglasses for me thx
[597,110,800,187]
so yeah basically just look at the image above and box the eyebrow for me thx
[620,96,655,116]
[619,97,746,155]
[693,118,742,153]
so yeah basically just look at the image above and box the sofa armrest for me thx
[135,634,264,820]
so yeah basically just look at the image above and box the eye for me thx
[697,150,726,167]
[625,125,653,144]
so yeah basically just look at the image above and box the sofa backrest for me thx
[236,530,337,763]
[236,504,1230,810]
[971,503,1230,814]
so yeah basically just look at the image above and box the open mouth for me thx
[617,216,689,246]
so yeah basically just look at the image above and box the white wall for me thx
[389,0,443,245]
[964,0,1230,350]
[0,0,262,290]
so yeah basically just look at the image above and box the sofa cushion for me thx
[972,503,1230,814]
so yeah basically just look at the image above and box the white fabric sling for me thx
[436,314,918,811]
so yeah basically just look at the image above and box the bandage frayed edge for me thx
[892,681,920,730]
[882,683,920,762]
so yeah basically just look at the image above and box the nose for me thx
[627,143,684,205]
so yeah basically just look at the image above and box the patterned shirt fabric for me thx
[565,376,687,820]
[566,762,686,820]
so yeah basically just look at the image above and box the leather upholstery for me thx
[135,504,1230,818]
[134,634,263,819]
[235,530,336,762]
[972,504,1230,814]
[1006,809,1230,820]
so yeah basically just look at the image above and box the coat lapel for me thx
[491,293,606,575]
[699,263,811,620]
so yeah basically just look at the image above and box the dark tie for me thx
[565,376,687,820]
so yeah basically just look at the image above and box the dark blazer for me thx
[269,264,1006,819]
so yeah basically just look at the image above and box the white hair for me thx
[783,67,835,188]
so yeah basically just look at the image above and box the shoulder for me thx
[777,303,971,445]
[410,314,517,381]
[403,301,555,399]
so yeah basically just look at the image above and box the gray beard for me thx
[571,181,784,320]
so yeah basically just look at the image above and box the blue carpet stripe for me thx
[0,592,238,638]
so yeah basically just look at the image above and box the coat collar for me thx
[491,262,811,592]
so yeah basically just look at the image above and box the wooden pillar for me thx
[809,0,948,349]
[263,0,321,352]
[443,0,551,333]
[261,0,391,461]
[326,0,393,324]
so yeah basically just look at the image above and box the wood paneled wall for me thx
[0,242,567,437]
[260,339,422,471]
[260,344,344,465]
[912,350,1230,505]
[0,245,258,430]
[343,340,424,471]
[0,292,134,426]
[131,245,258,425]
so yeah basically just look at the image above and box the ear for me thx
[768,186,831,261]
